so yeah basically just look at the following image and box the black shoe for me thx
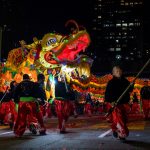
[119,137,126,142]
[0,120,3,125]
[113,131,118,138]
[60,130,66,134]
[29,124,37,135]
[39,128,46,135]
[9,122,14,129]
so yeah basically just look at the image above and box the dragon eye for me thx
[46,40,51,46]
[46,38,57,46]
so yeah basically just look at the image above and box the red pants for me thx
[54,100,72,130]
[131,102,140,113]
[84,103,93,116]
[40,102,52,118]
[14,101,45,136]
[0,100,17,125]
[111,104,130,138]
[142,99,150,119]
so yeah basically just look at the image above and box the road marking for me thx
[0,126,9,130]
[98,129,112,138]
[0,131,13,135]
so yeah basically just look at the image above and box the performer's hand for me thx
[37,98,42,102]
[130,81,135,87]
[111,102,115,107]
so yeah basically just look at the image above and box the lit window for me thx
[109,48,114,51]
[122,36,127,39]
[116,54,122,59]
[122,23,127,27]
[116,36,121,39]
[129,36,134,39]
[116,24,121,27]
[122,27,127,30]
[125,57,129,60]
[116,48,121,51]
[129,23,134,26]
[135,22,140,26]
[98,16,101,18]
[104,24,109,27]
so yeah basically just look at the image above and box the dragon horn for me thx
[65,20,79,33]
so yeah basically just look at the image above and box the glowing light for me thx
[61,65,75,73]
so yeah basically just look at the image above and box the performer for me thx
[84,92,93,117]
[140,80,150,120]
[28,73,47,135]
[105,66,133,140]
[0,81,17,128]
[54,75,74,133]
[35,73,47,115]
[13,74,46,137]
[131,92,140,114]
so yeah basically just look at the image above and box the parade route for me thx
[0,114,150,150]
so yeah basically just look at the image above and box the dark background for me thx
[0,0,150,75]
[0,0,92,54]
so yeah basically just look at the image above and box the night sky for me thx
[1,0,92,38]
[1,0,93,57]
[1,0,149,45]
[1,0,150,75]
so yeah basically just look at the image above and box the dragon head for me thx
[39,20,90,69]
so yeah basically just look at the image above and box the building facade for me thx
[91,0,145,72]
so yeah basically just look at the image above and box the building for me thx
[90,0,146,73]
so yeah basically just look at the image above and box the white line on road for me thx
[98,129,112,138]
[0,131,13,135]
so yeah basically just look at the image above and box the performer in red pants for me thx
[13,74,46,137]
[84,93,93,117]
[105,66,133,141]
[27,73,47,134]
[54,75,75,133]
[140,80,150,120]
[0,81,18,128]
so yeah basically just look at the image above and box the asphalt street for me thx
[0,114,150,150]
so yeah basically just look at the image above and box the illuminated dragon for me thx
[0,20,147,102]
[5,20,91,75]
[0,20,93,97]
